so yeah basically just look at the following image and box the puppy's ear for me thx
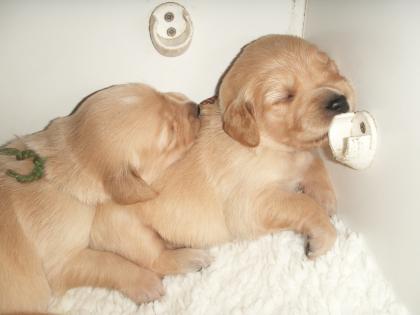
[222,100,260,147]
[104,169,158,205]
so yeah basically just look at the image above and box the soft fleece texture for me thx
[49,218,409,315]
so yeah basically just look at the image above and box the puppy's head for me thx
[69,83,200,204]
[219,35,355,149]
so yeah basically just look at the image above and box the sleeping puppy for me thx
[0,83,200,314]
[90,35,355,277]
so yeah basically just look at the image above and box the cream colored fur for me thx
[0,83,199,314]
[90,35,355,283]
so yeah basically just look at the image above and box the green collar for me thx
[0,147,45,183]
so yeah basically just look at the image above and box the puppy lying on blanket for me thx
[91,35,355,281]
[0,83,200,314]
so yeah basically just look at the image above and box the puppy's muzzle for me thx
[326,95,349,114]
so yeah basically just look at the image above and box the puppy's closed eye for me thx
[266,90,295,105]
[275,93,295,104]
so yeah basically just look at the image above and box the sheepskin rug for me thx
[49,218,408,315]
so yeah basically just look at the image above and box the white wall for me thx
[5,0,416,312]
[305,1,420,313]
[0,0,303,144]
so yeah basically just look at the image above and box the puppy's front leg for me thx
[51,248,164,303]
[90,204,212,276]
[300,156,337,216]
[255,185,336,259]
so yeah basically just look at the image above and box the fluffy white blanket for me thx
[49,219,408,315]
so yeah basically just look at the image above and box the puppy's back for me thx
[0,182,51,313]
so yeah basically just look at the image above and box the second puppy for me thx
[0,83,199,314]
[91,35,355,278]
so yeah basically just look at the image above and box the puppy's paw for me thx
[176,248,214,273]
[313,189,337,216]
[305,222,337,260]
[154,248,214,275]
[124,269,164,304]
[303,184,337,216]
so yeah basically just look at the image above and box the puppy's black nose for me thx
[326,95,349,113]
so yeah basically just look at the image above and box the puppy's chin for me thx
[275,131,329,151]
[301,132,329,148]
[290,113,336,150]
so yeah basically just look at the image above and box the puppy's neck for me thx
[21,118,108,206]
[257,135,305,153]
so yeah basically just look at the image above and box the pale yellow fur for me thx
[0,83,199,313]
[91,35,355,282]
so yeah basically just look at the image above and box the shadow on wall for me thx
[305,0,420,313]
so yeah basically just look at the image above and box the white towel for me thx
[49,218,408,315]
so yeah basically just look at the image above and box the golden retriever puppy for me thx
[0,83,200,314]
[90,35,355,278]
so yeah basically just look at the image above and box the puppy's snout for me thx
[326,95,349,113]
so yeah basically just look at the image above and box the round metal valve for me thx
[149,2,193,57]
